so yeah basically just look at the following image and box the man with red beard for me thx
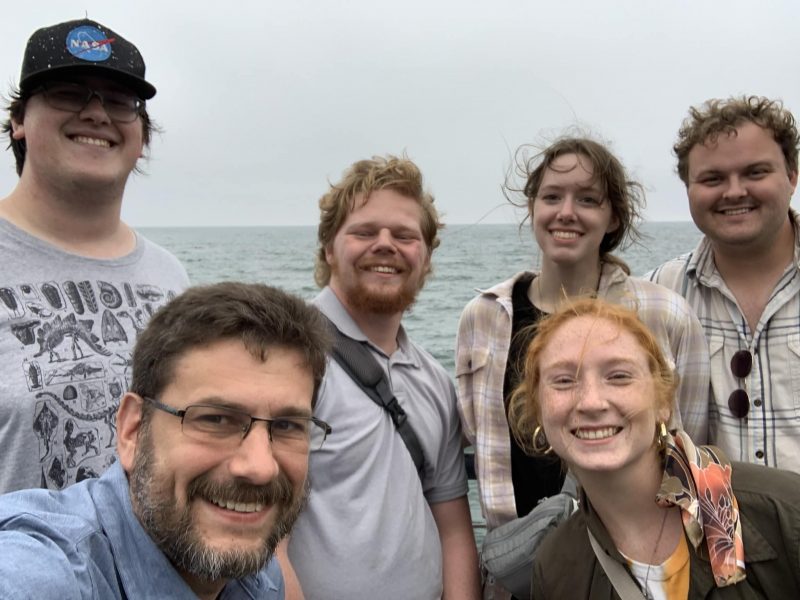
[286,156,480,599]
[0,282,332,599]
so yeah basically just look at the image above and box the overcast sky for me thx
[1,1,798,227]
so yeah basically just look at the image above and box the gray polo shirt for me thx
[288,287,468,599]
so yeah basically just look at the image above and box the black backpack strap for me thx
[324,317,426,475]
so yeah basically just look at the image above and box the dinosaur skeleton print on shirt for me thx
[1,279,178,490]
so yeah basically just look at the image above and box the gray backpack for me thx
[480,475,578,598]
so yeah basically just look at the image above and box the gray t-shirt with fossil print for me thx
[0,218,189,493]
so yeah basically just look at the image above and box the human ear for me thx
[10,118,24,141]
[116,393,145,473]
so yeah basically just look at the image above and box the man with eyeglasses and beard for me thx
[0,282,332,599]
[0,19,188,494]
[285,156,480,600]
[648,96,800,473]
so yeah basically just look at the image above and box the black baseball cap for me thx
[19,18,156,99]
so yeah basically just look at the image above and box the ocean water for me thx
[142,222,703,374]
[141,222,704,542]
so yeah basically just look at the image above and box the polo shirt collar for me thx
[315,286,415,362]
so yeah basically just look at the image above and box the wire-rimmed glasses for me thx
[143,397,331,454]
[34,81,144,123]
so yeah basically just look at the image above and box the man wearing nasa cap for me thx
[0,19,188,495]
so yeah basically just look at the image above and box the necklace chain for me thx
[643,508,671,599]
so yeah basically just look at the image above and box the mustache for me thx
[187,472,294,506]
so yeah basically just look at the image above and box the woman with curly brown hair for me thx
[455,137,709,598]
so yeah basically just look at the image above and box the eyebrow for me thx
[537,183,603,193]
[540,359,578,371]
[345,221,422,235]
[193,397,312,419]
[271,406,314,419]
[540,357,641,373]
[346,220,413,229]
[693,159,777,177]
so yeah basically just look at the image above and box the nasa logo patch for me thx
[65,25,114,62]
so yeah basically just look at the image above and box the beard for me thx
[332,261,425,315]
[129,430,308,582]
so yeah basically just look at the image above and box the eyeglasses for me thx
[728,350,752,418]
[34,81,144,123]
[143,397,331,454]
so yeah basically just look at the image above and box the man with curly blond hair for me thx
[286,155,480,600]
[648,95,800,473]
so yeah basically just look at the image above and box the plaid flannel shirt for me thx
[647,219,800,472]
[456,263,710,529]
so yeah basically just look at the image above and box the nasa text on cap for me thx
[19,18,156,99]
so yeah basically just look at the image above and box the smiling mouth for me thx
[207,496,265,514]
[366,265,400,274]
[552,231,580,240]
[573,426,622,440]
[70,135,112,148]
[718,207,753,216]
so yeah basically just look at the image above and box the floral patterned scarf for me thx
[656,430,746,587]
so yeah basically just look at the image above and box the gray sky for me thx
[1,1,798,227]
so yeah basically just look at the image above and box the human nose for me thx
[78,93,112,124]
[556,196,576,221]
[372,228,398,252]
[226,421,280,484]
[722,175,747,200]
[574,377,608,412]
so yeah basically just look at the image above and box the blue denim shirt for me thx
[0,462,284,599]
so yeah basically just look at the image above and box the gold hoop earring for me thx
[656,422,668,451]
[532,426,553,455]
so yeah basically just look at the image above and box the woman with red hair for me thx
[509,299,800,599]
